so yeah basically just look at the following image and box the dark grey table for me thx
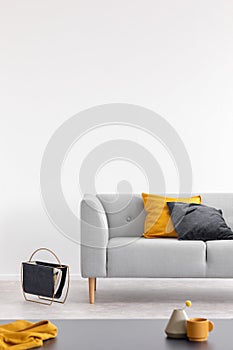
[0,319,231,349]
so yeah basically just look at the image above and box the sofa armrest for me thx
[80,194,109,277]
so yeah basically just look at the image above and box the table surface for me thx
[0,319,231,350]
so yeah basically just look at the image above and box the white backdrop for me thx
[0,0,233,278]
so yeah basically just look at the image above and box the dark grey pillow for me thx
[167,202,233,241]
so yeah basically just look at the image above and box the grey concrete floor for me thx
[1,278,233,319]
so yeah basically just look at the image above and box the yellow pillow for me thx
[142,193,202,238]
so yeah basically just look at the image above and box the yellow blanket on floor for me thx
[0,320,57,349]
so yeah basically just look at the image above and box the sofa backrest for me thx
[97,194,145,238]
[97,193,233,239]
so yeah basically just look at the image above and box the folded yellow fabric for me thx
[142,193,202,238]
[0,320,57,349]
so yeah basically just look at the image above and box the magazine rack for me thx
[21,247,70,305]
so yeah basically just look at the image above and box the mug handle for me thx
[208,321,214,332]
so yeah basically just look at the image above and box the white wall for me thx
[1,0,233,277]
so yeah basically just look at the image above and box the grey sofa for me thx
[81,193,233,303]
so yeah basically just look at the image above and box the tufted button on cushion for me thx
[126,216,131,222]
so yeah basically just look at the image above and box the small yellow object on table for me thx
[185,300,192,307]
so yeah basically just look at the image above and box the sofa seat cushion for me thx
[107,237,206,278]
[206,240,233,277]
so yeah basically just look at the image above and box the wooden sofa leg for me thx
[89,278,95,304]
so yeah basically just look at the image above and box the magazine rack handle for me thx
[28,247,62,267]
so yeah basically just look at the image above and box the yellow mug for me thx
[187,318,214,342]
